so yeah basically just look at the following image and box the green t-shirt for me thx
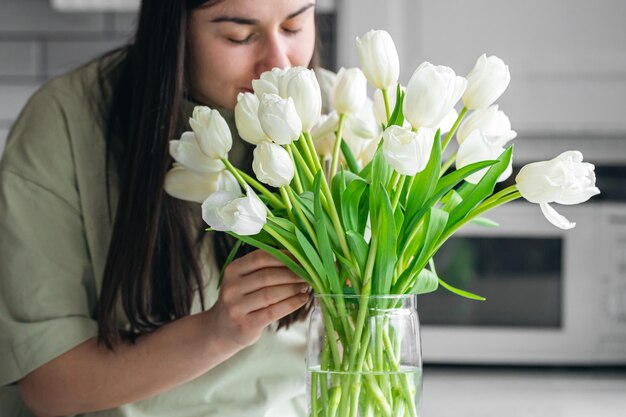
[0,56,308,417]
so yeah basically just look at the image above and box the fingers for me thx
[238,267,305,295]
[247,292,310,329]
[241,283,309,315]
[227,249,287,276]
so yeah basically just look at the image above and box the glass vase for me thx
[306,294,422,417]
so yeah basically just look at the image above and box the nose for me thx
[254,33,291,77]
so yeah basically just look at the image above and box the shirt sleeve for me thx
[0,81,98,386]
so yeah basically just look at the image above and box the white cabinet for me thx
[336,0,626,135]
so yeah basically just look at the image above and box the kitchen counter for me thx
[421,365,626,417]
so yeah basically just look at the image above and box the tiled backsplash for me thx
[0,0,134,153]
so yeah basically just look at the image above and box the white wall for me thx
[337,0,626,137]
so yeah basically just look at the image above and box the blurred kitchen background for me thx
[1,0,625,416]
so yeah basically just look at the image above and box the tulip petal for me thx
[169,132,225,174]
[235,92,270,145]
[540,203,576,230]
[202,190,241,231]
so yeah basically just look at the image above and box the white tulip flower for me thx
[346,98,381,140]
[202,185,267,236]
[437,108,459,135]
[258,93,302,145]
[169,131,225,174]
[382,125,435,176]
[252,67,288,98]
[189,106,232,159]
[516,151,600,229]
[311,112,339,159]
[403,62,467,130]
[252,142,295,188]
[456,130,512,184]
[344,133,379,168]
[356,29,400,91]
[332,67,367,115]
[373,86,405,126]
[164,164,239,204]
[456,105,517,145]
[234,92,270,145]
[315,67,337,114]
[463,54,511,110]
[282,67,322,132]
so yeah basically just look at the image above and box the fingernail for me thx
[300,285,310,293]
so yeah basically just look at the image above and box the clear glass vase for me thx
[306,294,422,417]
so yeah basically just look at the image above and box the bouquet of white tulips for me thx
[165,29,600,417]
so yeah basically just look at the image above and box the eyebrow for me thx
[210,3,315,25]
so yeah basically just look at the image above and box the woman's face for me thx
[188,0,317,109]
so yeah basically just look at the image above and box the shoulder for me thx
[0,50,126,204]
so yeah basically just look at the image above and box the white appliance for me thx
[419,200,626,365]
[51,0,139,12]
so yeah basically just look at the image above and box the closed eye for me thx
[228,34,254,45]
[282,27,302,35]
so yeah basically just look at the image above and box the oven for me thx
[418,168,626,365]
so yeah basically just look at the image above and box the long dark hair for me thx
[95,0,320,349]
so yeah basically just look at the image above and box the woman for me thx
[0,1,319,416]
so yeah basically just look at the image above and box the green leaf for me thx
[331,169,346,215]
[436,159,498,196]
[372,183,397,295]
[294,227,327,283]
[447,146,513,228]
[312,172,341,292]
[369,146,393,187]
[217,239,243,288]
[399,159,497,252]
[395,207,448,293]
[394,207,404,239]
[335,252,359,287]
[438,278,486,301]
[470,217,500,227]
[387,84,405,127]
[340,177,368,233]
[266,217,301,249]
[440,190,463,213]
[405,130,442,219]
[408,268,439,294]
[292,191,315,223]
[340,139,360,173]
[346,231,368,276]
[227,232,310,283]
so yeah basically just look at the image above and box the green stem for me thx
[319,306,343,376]
[298,133,319,175]
[387,171,400,194]
[303,131,324,175]
[440,150,457,177]
[382,88,391,123]
[481,184,519,207]
[391,175,406,211]
[285,186,319,250]
[284,145,304,194]
[442,106,468,152]
[279,187,296,224]
[329,114,346,178]
[222,159,284,209]
[320,178,352,260]
[289,143,315,185]
[262,224,326,293]
[403,175,416,206]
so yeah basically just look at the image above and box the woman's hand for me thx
[208,249,310,348]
